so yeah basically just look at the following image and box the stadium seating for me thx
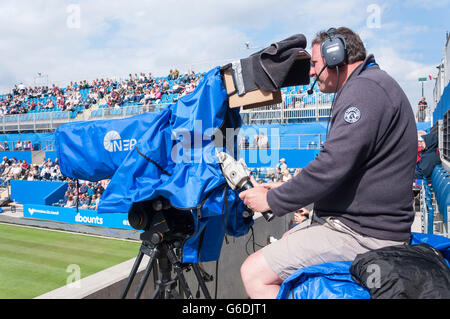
[421,164,450,236]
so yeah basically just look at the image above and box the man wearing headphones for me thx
[239,27,417,299]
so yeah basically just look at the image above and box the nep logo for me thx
[104,130,137,153]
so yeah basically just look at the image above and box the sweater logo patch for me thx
[344,106,361,124]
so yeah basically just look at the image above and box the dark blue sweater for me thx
[267,55,417,241]
[415,133,441,182]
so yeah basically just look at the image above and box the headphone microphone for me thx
[307,63,328,95]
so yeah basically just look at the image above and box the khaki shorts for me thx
[262,214,408,281]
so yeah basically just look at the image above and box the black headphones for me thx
[307,28,347,95]
[320,28,347,69]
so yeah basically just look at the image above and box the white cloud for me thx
[374,47,437,113]
[0,0,445,115]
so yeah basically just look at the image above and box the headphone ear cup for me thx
[321,34,347,69]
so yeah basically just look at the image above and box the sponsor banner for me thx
[23,204,133,230]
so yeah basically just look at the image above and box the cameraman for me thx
[239,27,417,299]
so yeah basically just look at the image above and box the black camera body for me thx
[128,197,195,245]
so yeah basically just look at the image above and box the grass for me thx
[0,223,140,299]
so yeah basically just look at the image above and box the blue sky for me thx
[0,0,448,112]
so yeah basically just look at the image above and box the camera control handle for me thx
[241,181,275,222]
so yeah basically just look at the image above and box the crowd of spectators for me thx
[251,158,302,184]
[0,140,34,151]
[0,156,63,184]
[103,69,202,108]
[55,179,108,210]
[0,83,94,116]
[240,132,270,149]
[0,155,108,210]
[0,68,204,117]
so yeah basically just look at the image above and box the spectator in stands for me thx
[416,131,427,163]
[67,181,76,194]
[170,82,180,94]
[100,179,109,190]
[30,164,40,180]
[276,158,288,174]
[252,135,259,149]
[64,195,75,208]
[3,142,9,151]
[240,135,249,149]
[86,183,95,197]
[93,181,105,195]
[1,163,11,182]
[291,207,311,229]
[258,132,269,149]
[143,88,154,105]
[173,69,180,79]
[89,195,97,210]
[79,181,88,194]
[14,140,23,151]
[294,168,301,177]
[274,168,283,182]
[21,160,30,171]
[79,193,91,209]
[26,171,34,181]
[93,193,101,210]
[417,135,424,163]
[417,97,428,122]
[40,164,51,180]
[154,87,162,102]
[1,157,8,166]
[42,158,53,168]
[415,132,441,183]
[23,140,31,150]
[11,163,22,179]
[282,170,292,182]
[49,164,61,181]
[0,165,6,185]
[168,69,174,80]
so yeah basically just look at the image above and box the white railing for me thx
[0,93,332,131]
[240,93,332,124]
[433,33,450,110]
[0,111,73,132]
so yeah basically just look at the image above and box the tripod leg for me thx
[192,264,212,299]
[173,266,193,299]
[120,250,144,299]
[134,256,155,299]
[165,245,193,299]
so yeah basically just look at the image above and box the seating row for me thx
[431,164,450,228]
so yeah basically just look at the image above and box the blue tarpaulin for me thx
[277,232,450,299]
[55,67,251,263]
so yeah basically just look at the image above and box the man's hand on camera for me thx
[239,175,271,213]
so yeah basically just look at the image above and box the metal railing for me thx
[0,93,332,131]
[239,133,325,150]
[240,93,332,125]
[0,111,73,133]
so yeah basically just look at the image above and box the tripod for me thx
[120,231,212,299]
